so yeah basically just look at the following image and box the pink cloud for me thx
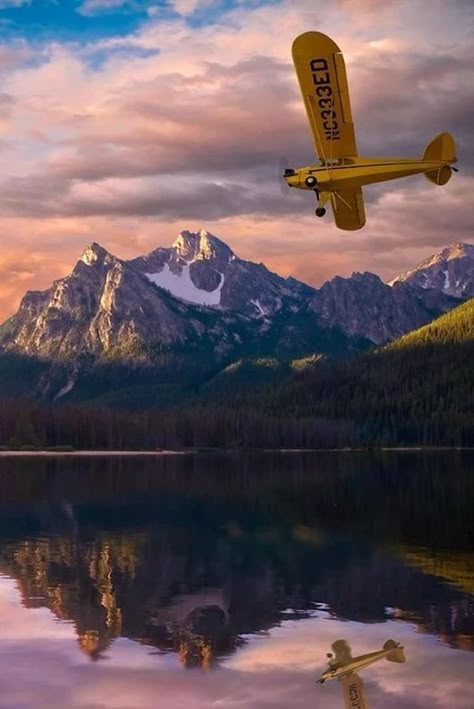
[78,0,132,15]
[0,172,472,321]
[0,0,471,322]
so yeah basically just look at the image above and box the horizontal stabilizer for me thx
[425,167,452,185]
[383,640,406,663]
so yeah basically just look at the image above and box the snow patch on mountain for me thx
[444,269,450,290]
[146,263,225,306]
[388,243,474,299]
[250,299,265,318]
[54,376,76,401]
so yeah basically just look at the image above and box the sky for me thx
[0,0,473,320]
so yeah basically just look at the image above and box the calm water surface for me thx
[0,451,473,708]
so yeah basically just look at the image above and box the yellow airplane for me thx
[284,31,458,230]
[317,639,406,709]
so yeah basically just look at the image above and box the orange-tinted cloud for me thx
[0,0,472,321]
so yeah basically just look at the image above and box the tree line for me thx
[1,300,472,450]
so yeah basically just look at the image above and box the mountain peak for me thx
[422,242,474,267]
[443,242,474,259]
[389,241,474,298]
[350,271,382,283]
[79,242,111,267]
[173,230,234,263]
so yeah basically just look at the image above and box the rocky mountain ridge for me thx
[0,231,471,404]
[389,242,474,298]
[310,271,458,344]
[0,240,244,361]
[129,229,313,319]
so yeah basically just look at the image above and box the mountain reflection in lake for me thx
[0,451,473,708]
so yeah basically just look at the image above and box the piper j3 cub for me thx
[317,639,406,709]
[285,31,457,230]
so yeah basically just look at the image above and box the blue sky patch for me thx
[0,0,163,43]
[85,44,160,69]
[186,0,281,28]
[0,0,284,43]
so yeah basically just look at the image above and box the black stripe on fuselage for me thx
[310,160,425,171]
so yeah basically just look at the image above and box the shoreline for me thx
[0,446,472,456]
[0,450,185,457]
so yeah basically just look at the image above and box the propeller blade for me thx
[278,156,292,196]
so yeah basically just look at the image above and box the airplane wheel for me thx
[315,207,326,217]
[305,176,317,188]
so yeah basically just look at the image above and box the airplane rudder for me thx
[384,640,406,663]
[422,132,456,162]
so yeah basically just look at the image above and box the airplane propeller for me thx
[278,156,294,196]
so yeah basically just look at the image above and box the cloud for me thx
[0,0,31,7]
[349,45,474,164]
[0,0,472,320]
[76,0,146,17]
[0,41,33,72]
[170,0,205,16]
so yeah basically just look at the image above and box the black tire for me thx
[315,207,326,217]
[305,176,317,188]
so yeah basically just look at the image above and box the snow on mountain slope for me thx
[146,263,225,306]
[1,232,472,373]
[0,242,240,362]
[309,271,440,345]
[130,229,312,317]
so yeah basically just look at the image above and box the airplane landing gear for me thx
[305,175,318,188]
[314,189,330,218]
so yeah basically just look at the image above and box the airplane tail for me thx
[423,132,456,185]
[383,639,406,663]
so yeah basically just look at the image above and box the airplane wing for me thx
[339,673,369,709]
[292,31,358,162]
[332,639,353,664]
[330,188,366,231]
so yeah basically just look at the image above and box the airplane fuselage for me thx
[289,32,457,227]
[285,156,455,192]
[319,647,395,684]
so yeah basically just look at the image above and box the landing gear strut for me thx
[314,189,330,219]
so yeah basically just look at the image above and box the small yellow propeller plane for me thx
[285,32,458,230]
[317,639,406,709]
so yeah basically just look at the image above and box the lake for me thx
[0,451,473,708]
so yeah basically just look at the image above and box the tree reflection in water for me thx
[0,451,472,666]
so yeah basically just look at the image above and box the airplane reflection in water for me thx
[318,639,406,709]
[0,522,472,669]
[1,574,474,709]
[0,452,472,672]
